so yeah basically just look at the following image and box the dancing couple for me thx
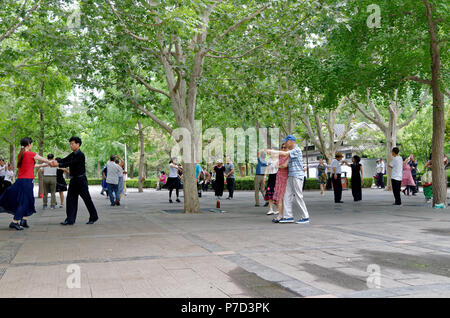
[0,136,99,230]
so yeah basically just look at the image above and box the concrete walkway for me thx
[0,186,449,298]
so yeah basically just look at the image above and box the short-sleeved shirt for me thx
[169,164,179,178]
[256,157,267,175]
[106,161,122,185]
[43,166,57,176]
[266,158,279,175]
[18,151,36,179]
[224,163,235,178]
[288,145,305,179]
[195,164,203,179]
[390,156,403,181]
[376,162,385,174]
[331,159,342,174]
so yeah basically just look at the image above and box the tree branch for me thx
[404,75,432,85]
[398,88,430,129]
[0,0,43,43]
[129,72,171,99]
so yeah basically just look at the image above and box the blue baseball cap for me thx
[282,135,297,142]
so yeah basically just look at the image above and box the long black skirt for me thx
[0,178,36,220]
[166,177,181,190]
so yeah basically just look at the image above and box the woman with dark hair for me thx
[167,158,182,203]
[343,155,363,201]
[55,158,69,208]
[0,137,52,230]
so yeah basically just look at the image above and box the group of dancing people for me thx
[0,137,99,230]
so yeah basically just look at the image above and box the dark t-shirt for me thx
[351,163,362,181]
[214,166,225,182]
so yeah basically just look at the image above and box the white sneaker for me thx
[266,210,276,215]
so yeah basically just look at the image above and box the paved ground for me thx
[0,185,449,298]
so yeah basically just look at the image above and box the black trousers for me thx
[226,177,235,198]
[66,176,98,223]
[377,173,385,188]
[332,174,342,202]
[351,177,362,201]
[392,179,402,205]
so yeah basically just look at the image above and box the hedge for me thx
[86,177,374,190]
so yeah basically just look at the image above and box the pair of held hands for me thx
[47,160,59,167]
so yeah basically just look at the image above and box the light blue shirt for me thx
[256,157,267,175]
[195,164,202,179]
[288,145,305,179]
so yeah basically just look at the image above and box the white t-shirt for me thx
[331,159,342,174]
[4,170,14,182]
[390,156,403,181]
[376,162,385,174]
[43,166,57,176]
[266,158,279,175]
[169,164,179,178]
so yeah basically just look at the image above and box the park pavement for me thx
[0,185,450,298]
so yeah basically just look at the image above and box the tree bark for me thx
[423,0,446,206]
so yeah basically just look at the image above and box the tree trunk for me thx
[38,104,45,198]
[424,0,446,206]
[138,119,144,193]
[9,126,16,169]
[96,161,101,178]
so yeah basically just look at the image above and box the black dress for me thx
[351,163,362,201]
[214,166,225,197]
[56,168,67,192]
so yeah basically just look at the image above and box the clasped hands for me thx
[48,160,59,167]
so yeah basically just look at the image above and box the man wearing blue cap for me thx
[267,135,309,224]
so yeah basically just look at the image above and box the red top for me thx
[18,151,37,179]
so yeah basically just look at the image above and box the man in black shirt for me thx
[50,137,98,225]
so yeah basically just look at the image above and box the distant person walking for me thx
[331,152,345,203]
[254,150,268,207]
[376,158,385,189]
[0,158,6,195]
[2,163,14,192]
[388,147,403,206]
[106,155,123,206]
[343,155,363,201]
[311,158,329,196]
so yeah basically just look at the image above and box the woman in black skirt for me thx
[343,155,363,201]
[213,159,225,199]
[55,160,69,208]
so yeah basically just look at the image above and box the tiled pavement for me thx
[0,186,449,298]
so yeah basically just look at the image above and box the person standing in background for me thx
[343,155,363,201]
[407,155,418,195]
[272,143,289,223]
[254,150,267,207]
[401,155,416,196]
[376,158,385,189]
[100,164,107,196]
[0,159,6,195]
[264,150,279,215]
[40,154,58,209]
[331,152,345,203]
[3,163,15,192]
[224,157,235,200]
[213,159,226,200]
[389,147,403,206]
[106,156,122,207]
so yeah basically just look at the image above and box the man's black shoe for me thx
[86,220,96,224]
[176,198,181,203]
[20,220,29,228]
[335,201,344,203]
[60,221,74,225]
[9,222,23,231]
